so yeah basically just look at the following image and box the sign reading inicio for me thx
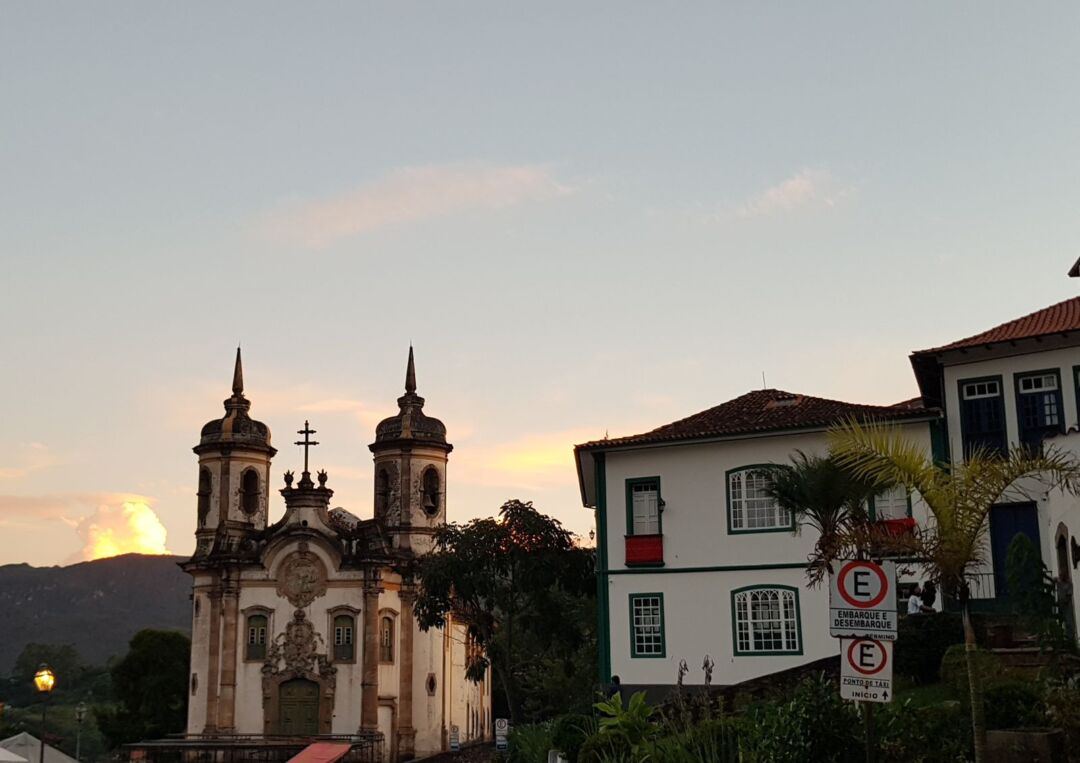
[829,559,898,640]
[839,638,893,703]
[495,718,509,752]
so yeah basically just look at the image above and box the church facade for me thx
[183,349,490,761]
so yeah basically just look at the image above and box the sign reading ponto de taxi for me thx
[840,638,893,703]
[829,559,897,640]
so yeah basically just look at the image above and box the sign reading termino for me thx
[829,559,898,640]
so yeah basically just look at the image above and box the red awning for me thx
[287,742,352,763]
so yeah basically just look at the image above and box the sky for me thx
[2,3,1080,566]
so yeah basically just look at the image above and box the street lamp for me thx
[33,665,54,763]
[74,702,87,762]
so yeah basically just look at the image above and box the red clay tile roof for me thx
[575,389,937,450]
[914,296,1080,354]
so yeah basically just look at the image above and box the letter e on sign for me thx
[829,560,898,639]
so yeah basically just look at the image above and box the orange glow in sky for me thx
[80,501,171,561]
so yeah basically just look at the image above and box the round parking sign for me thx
[836,560,889,608]
[846,639,889,676]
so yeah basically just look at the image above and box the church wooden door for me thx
[279,679,320,736]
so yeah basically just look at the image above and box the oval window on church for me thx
[422,468,440,516]
[197,468,212,526]
[375,469,390,519]
[241,469,260,515]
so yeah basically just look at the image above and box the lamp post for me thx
[33,665,55,763]
[74,702,87,762]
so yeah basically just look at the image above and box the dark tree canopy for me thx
[414,499,595,722]
[96,629,190,747]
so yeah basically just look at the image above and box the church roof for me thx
[373,347,450,449]
[197,348,275,454]
[575,388,938,451]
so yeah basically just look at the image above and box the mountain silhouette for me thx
[0,553,190,673]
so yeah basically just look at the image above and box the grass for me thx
[893,677,957,708]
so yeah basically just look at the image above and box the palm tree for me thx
[764,452,881,585]
[828,418,1080,762]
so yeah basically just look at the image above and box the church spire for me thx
[232,346,244,397]
[405,345,416,394]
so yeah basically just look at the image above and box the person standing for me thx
[907,583,924,615]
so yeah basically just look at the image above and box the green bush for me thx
[984,681,1046,730]
[940,644,1003,697]
[552,713,594,762]
[507,721,554,763]
[743,673,861,762]
[877,699,972,762]
[895,612,964,683]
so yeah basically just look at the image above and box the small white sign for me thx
[495,718,509,751]
[449,725,460,751]
[829,560,898,640]
[840,638,893,703]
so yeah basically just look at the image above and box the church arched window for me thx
[333,614,355,662]
[422,468,440,516]
[375,469,390,519]
[240,469,260,515]
[197,468,212,526]
[379,615,395,663]
[246,613,267,661]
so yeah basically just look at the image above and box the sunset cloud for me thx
[735,168,848,218]
[73,500,171,561]
[260,161,572,248]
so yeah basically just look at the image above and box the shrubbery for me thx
[983,681,1046,730]
[940,643,1003,697]
[894,612,964,684]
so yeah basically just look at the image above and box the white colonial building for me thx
[578,293,1080,695]
[183,349,490,761]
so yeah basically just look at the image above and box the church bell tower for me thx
[369,347,452,554]
[192,348,276,557]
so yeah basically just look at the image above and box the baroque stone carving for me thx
[276,548,328,608]
[262,610,335,687]
[261,610,337,734]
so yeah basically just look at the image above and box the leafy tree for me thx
[95,630,190,748]
[829,419,1080,762]
[1005,533,1069,649]
[413,499,595,723]
[764,452,879,584]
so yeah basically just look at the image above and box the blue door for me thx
[989,502,1040,598]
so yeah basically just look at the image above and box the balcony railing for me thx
[625,534,664,567]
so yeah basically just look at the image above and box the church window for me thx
[375,469,390,519]
[240,469,260,515]
[379,616,395,663]
[334,615,355,661]
[422,468,441,516]
[197,468,212,526]
[727,467,792,533]
[628,593,665,658]
[625,477,662,536]
[732,586,801,655]
[246,614,268,660]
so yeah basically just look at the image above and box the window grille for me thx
[733,587,800,654]
[729,469,790,530]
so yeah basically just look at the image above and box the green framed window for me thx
[246,613,268,661]
[625,477,662,536]
[726,466,793,533]
[958,376,1006,458]
[868,484,912,520]
[333,614,355,662]
[731,585,802,656]
[629,593,666,658]
[1015,369,1064,454]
